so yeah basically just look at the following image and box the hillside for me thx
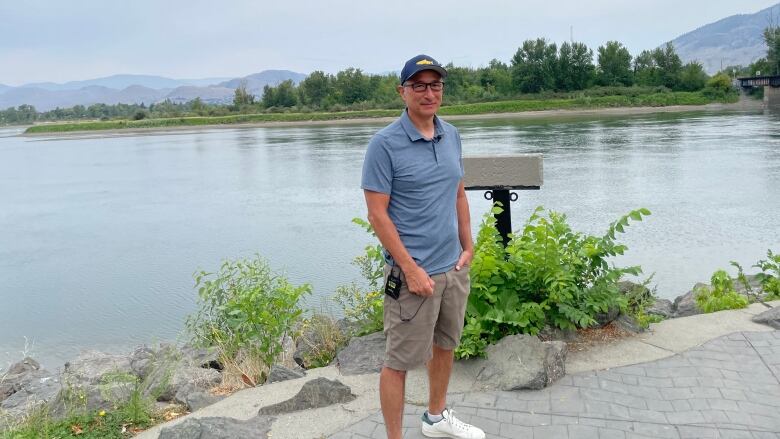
[671,3,780,73]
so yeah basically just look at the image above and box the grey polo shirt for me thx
[361,110,464,275]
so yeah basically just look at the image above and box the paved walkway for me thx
[331,330,780,439]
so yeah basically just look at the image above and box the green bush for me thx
[755,250,780,300]
[185,255,310,383]
[695,269,749,313]
[334,218,385,335]
[456,206,649,359]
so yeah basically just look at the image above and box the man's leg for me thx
[427,344,454,415]
[380,366,406,439]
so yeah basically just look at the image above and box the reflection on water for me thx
[1,110,779,368]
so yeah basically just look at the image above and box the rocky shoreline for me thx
[2,275,779,435]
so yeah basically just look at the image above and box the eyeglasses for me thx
[403,81,444,93]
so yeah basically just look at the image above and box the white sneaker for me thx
[421,408,486,439]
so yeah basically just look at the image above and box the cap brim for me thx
[402,65,448,84]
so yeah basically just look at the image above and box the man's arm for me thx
[364,189,435,296]
[454,181,473,271]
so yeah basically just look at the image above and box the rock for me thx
[1,358,42,401]
[335,331,385,375]
[733,274,763,297]
[158,415,275,439]
[258,377,356,415]
[293,315,347,369]
[592,306,620,328]
[0,372,61,420]
[615,314,644,333]
[130,346,156,379]
[752,306,780,329]
[174,384,223,411]
[646,298,674,318]
[180,345,221,370]
[673,287,704,317]
[537,325,579,342]
[266,364,306,384]
[475,334,567,391]
[144,365,221,402]
[64,351,133,384]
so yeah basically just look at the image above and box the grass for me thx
[24,91,738,134]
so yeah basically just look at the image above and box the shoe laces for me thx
[444,409,473,431]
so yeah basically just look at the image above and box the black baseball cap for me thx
[400,54,447,84]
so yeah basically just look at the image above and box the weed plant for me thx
[694,270,749,313]
[185,255,310,386]
[456,205,650,358]
[754,250,780,300]
[334,219,385,336]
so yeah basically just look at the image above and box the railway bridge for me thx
[737,75,780,107]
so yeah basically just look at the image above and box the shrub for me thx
[334,218,385,335]
[754,250,780,300]
[695,269,749,313]
[296,314,350,369]
[456,205,649,358]
[621,275,664,328]
[185,255,310,385]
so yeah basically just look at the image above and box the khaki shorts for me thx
[382,264,470,371]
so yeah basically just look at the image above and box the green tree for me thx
[763,25,780,74]
[511,38,558,93]
[333,68,371,105]
[233,80,255,107]
[299,70,331,107]
[655,43,683,89]
[596,41,633,86]
[678,61,708,91]
[274,80,298,107]
[479,59,513,96]
[633,49,658,86]
[556,41,594,91]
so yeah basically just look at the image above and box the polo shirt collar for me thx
[399,109,445,142]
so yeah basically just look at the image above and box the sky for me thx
[1,0,779,86]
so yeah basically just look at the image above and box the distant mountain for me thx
[0,86,168,111]
[0,84,10,94]
[218,70,307,94]
[671,3,780,73]
[0,70,308,111]
[164,86,235,104]
[19,74,232,91]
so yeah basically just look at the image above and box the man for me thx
[361,54,485,439]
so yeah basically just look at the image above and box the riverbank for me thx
[22,93,757,137]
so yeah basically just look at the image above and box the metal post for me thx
[492,189,512,247]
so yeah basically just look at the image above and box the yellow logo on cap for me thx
[416,59,434,65]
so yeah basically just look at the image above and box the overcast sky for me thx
[1,0,778,86]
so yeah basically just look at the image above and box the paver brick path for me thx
[330,331,780,439]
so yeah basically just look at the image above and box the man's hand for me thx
[455,249,473,271]
[404,265,435,297]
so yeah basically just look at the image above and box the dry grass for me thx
[566,322,635,353]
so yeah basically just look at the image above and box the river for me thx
[1,108,778,368]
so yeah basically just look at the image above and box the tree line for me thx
[6,30,780,125]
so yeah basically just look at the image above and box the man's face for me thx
[397,70,443,120]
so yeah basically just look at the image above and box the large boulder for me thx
[173,384,224,412]
[0,371,61,422]
[1,358,43,401]
[752,306,780,329]
[158,415,275,439]
[266,364,306,384]
[592,306,620,328]
[673,286,704,317]
[646,298,674,319]
[144,364,221,402]
[475,334,567,391]
[258,378,356,415]
[335,331,385,375]
[64,351,133,384]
